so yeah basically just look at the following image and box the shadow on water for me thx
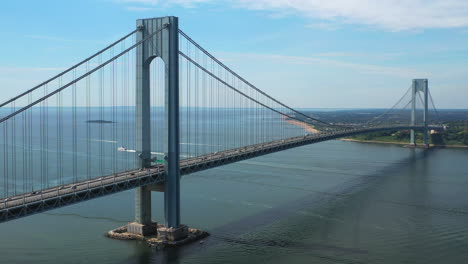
[124,148,438,264]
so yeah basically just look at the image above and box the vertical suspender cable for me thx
[73,69,77,183]
[22,110,26,194]
[86,60,91,184]
[12,101,16,195]
[28,93,32,191]
[187,41,191,158]
[112,48,117,175]
[57,79,61,186]
[3,122,8,197]
[99,54,104,176]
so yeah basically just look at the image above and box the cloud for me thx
[305,22,340,31]
[234,0,468,31]
[120,0,468,31]
[217,52,428,78]
[311,52,404,61]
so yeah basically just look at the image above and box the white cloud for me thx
[120,0,468,31]
[217,51,428,78]
[234,0,468,31]
[305,22,340,31]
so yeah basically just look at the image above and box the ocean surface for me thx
[0,139,467,264]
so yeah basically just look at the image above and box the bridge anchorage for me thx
[0,14,444,249]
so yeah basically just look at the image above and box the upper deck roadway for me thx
[0,125,441,223]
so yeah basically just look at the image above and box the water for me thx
[0,139,467,264]
[0,107,308,197]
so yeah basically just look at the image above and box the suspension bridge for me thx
[0,17,443,240]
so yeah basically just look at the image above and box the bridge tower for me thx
[129,16,186,240]
[410,79,429,146]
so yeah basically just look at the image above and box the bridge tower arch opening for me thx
[131,16,183,237]
[410,79,429,146]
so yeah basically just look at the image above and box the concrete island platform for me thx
[106,222,209,249]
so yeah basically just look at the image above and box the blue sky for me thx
[0,0,467,108]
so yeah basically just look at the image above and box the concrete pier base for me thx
[106,223,208,249]
[157,225,189,241]
[127,222,157,236]
[405,144,431,149]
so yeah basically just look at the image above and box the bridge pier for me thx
[128,186,156,236]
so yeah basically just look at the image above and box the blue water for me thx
[0,108,308,197]
[0,140,467,263]
[0,108,467,263]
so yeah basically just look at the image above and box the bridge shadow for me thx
[123,148,437,264]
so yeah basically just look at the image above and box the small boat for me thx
[117,146,127,152]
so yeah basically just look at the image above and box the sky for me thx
[0,0,467,109]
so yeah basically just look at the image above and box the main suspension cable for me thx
[0,29,139,108]
[428,89,441,124]
[178,29,345,129]
[367,85,412,125]
[179,51,337,129]
[0,24,168,124]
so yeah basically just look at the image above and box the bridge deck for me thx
[0,125,439,222]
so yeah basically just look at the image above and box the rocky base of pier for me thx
[106,223,209,249]
[404,144,431,149]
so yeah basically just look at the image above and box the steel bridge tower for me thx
[410,79,429,146]
[128,16,187,239]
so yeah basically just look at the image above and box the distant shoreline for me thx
[283,116,467,149]
[86,120,115,124]
[284,118,320,133]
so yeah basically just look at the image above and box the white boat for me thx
[117,146,127,152]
